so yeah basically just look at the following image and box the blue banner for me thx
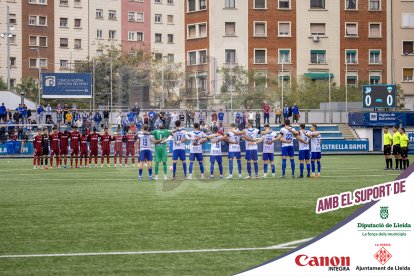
[0,142,34,155]
[42,73,92,99]
[321,140,368,152]
[364,112,407,127]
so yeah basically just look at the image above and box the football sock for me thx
[306,164,311,176]
[290,159,295,175]
[271,164,276,174]
[139,169,143,177]
[311,161,316,173]
[254,162,258,175]
[385,158,389,169]
[237,159,242,174]
[400,159,403,170]
[389,158,393,168]
[148,168,152,177]
[219,163,223,175]
[189,162,194,174]
[199,161,204,174]
[317,161,321,173]
[155,163,159,175]
[173,163,177,177]
[229,159,233,175]
[210,163,214,175]
[163,162,168,175]
[300,163,304,176]
[282,159,287,175]
[183,162,187,176]
[247,162,252,176]
[395,158,399,169]
[264,163,268,174]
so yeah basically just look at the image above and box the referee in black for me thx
[40,127,49,169]
[383,127,393,170]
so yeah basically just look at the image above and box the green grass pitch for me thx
[0,155,399,275]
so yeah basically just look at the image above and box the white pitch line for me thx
[0,238,313,259]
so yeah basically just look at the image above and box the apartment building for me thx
[89,0,121,56]
[393,0,414,107]
[0,1,22,89]
[22,0,55,82]
[55,0,89,72]
[121,0,151,54]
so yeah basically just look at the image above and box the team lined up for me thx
[32,119,322,180]
[383,126,410,171]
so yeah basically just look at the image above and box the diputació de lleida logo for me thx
[380,206,389,220]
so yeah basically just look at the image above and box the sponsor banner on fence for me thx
[237,169,414,275]
[321,140,369,152]
[364,113,407,128]
[42,73,92,99]
[0,142,33,155]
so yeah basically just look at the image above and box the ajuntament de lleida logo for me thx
[380,206,389,219]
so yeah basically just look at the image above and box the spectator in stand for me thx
[15,104,23,123]
[127,109,136,125]
[263,102,270,124]
[45,104,52,123]
[73,111,81,125]
[13,109,20,124]
[65,112,72,128]
[103,107,110,128]
[235,111,241,129]
[166,111,172,129]
[132,103,140,120]
[37,104,44,124]
[171,112,179,126]
[185,108,191,127]
[6,109,12,122]
[218,109,225,125]
[155,116,163,129]
[255,111,261,130]
[93,110,102,131]
[22,104,28,124]
[148,110,156,130]
[63,105,69,124]
[159,110,166,125]
[56,104,63,129]
[198,111,206,125]
[116,112,122,129]
[179,111,185,126]
[190,109,195,125]
[275,106,282,124]
[218,122,225,135]
[143,112,149,125]
[292,103,300,123]
[0,103,6,123]
[210,121,218,132]
[247,110,254,124]
[211,110,218,124]
[283,104,290,122]
[241,111,247,130]
[136,116,143,131]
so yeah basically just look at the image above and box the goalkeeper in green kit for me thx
[151,124,171,180]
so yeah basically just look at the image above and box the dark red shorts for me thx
[60,148,68,155]
[71,148,79,155]
[90,148,98,156]
[51,148,60,156]
[102,148,110,156]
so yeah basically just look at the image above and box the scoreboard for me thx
[362,85,396,109]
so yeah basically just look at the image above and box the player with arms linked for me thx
[306,124,322,177]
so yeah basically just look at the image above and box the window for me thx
[60,0,68,6]
[346,50,358,64]
[128,12,135,21]
[9,35,16,44]
[199,23,207,37]
[155,14,162,23]
[74,18,81,28]
[254,22,267,36]
[345,23,358,37]
[278,49,290,63]
[369,50,381,64]
[137,32,144,41]
[188,51,197,65]
[155,53,163,61]
[167,15,174,24]
[200,0,207,10]
[60,38,68,47]
[346,74,358,86]
[279,0,290,9]
[9,14,16,25]
[310,50,326,63]
[128,32,143,41]
[167,54,174,62]
[403,68,414,82]
[60,60,68,69]
[225,49,236,63]
[29,58,37,68]
[96,9,103,19]
[254,0,266,9]
[168,34,174,43]
[96,29,103,39]
[278,73,291,87]
[29,16,36,25]
[155,33,162,43]
[60,18,68,27]
[109,10,117,20]
[39,36,47,47]
[109,30,116,40]
[10,79,16,88]
[38,16,46,26]
[199,50,207,64]
[154,0,161,3]
[402,13,414,28]
[310,23,326,36]
[30,58,47,69]
[254,71,268,87]
[188,25,196,38]
[225,0,235,8]
[369,74,381,84]
[167,0,174,4]
[369,0,380,11]
[29,36,37,46]
[128,31,135,41]
[39,58,47,68]
[74,0,81,7]
[403,41,414,55]
[310,0,325,9]
[10,57,16,66]
[225,22,236,36]
[38,0,47,4]
[136,12,144,21]
[29,0,36,3]
[74,39,81,49]
[29,16,47,26]
[278,22,290,36]
[188,0,196,11]
[345,0,356,10]
[254,49,267,64]
[369,23,381,38]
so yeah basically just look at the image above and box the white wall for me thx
[0,91,37,110]
[354,127,373,151]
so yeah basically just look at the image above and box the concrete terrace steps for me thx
[337,124,360,139]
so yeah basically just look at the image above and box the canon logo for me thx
[295,254,351,267]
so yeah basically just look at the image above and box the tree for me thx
[15,77,38,101]
[396,84,406,110]
[0,78,7,90]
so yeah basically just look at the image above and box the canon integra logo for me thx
[295,254,351,267]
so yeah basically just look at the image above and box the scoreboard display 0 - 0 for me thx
[362,85,396,109]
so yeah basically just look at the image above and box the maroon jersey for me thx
[70,131,80,150]
[33,135,43,152]
[60,132,69,150]
[80,135,88,153]
[49,133,60,150]
[125,134,137,149]
[88,133,100,150]
[113,135,124,152]
[10,134,18,141]
[100,133,111,150]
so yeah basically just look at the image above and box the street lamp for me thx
[30,47,41,106]
[1,6,15,92]
[20,90,25,105]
